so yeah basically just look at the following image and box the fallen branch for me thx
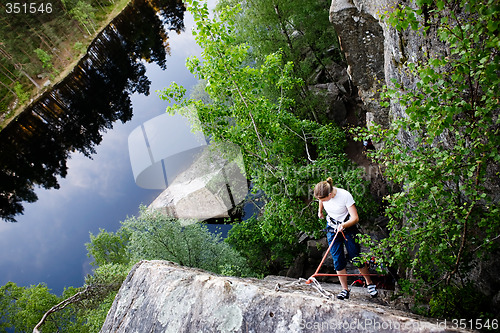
[33,283,120,333]
[33,285,91,333]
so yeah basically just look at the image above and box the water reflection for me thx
[0,0,185,222]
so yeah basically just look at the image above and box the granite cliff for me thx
[329,0,500,313]
[329,0,448,131]
[100,260,470,333]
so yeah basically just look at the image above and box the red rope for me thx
[305,228,382,285]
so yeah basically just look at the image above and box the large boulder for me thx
[148,144,248,221]
[100,260,469,332]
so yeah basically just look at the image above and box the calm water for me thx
[0,0,228,295]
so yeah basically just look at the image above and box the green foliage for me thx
[0,282,62,332]
[0,276,125,333]
[73,41,87,55]
[226,216,278,275]
[63,264,130,332]
[429,283,492,319]
[215,0,342,122]
[70,1,98,35]
[86,263,131,286]
[13,82,29,105]
[217,0,342,80]
[34,48,53,70]
[0,282,24,331]
[86,227,131,266]
[356,0,500,319]
[86,206,254,277]
[159,1,373,273]
[123,207,252,276]
[15,284,61,332]
[78,292,117,332]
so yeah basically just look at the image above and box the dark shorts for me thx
[326,226,362,271]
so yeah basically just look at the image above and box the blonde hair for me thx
[314,177,334,199]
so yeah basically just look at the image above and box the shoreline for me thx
[0,0,132,131]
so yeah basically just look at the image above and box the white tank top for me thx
[322,188,355,227]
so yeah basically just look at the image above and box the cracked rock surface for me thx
[100,260,470,332]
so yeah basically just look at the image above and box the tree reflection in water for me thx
[0,0,185,221]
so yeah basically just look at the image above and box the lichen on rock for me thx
[100,261,468,332]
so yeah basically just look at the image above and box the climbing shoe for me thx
[367,284,378,298]
[337,289,350,300]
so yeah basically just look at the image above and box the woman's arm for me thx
[338,204,359,231]
[318,200,325,219]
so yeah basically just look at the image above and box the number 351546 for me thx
[5,3,53,14]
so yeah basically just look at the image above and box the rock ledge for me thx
[100,260,470,332]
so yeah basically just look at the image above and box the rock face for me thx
[330,0,387,128]
[100,261,468,332]
[148,144,248,221]
[308,62,357,127]
[329,0,447,132]
[329,0,500,316]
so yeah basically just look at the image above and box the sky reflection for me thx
[0,4,215,295]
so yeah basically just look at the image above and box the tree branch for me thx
[33,283,119,333]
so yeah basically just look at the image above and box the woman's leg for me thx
[337,268,349,290]
[358,265,373,285]
[327,231,349,294]
[343,228,378,297]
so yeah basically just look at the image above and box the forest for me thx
[1,0,499,331]
[0,0,131,127]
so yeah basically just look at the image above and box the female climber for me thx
[314,177,378,300]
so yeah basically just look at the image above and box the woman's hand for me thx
[318,211,324,219]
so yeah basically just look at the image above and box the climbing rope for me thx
[274,277,333,299]
[304,277,333,299]
[306,228,380,284]
[274,228,385,300]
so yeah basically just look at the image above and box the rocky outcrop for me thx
[329,0,447,132]
[330,0,387,128]
[308,62,357,127]
[100,260,469,332]
[148,144,248,221]
[329,0,500,317]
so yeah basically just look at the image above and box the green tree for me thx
[13,82,29,105]
[357,0,500,319]
[122,207,252,275]
[34,48,53,70]
[159,0,372,272]
[32,264,128,333]
[70,1,97,35]
[87,227,131,267]
[86,206,254,276]
[0,282,63,332]
[217,0,343,122]
[0,282,24,331]
[218,0,342,77]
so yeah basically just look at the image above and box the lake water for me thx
[0,0,231,296]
